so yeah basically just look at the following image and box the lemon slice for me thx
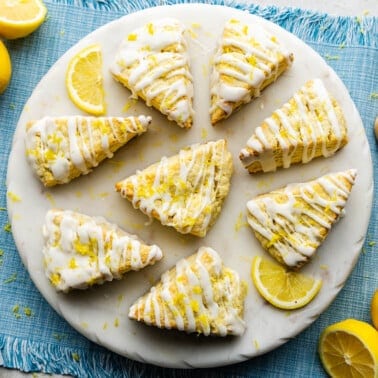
[251,256,322,310]
[319,319,378,378]
[0,0,47,40]
[371,289,378,330]
[0,41,12,94]
[65,44,106,116]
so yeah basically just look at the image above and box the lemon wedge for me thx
[0,41,11,93]
[371,289,378,330]
[65,44,106,116]
[0,0,47,40]
[251,256,322,310]
[319,319,378,378]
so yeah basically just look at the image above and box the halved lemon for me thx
[251,256,322,310]
[371,289,378,330]
[319,319,378,378]
[65,44,106,116]
[0,0,47,40]
[0,40,12,93]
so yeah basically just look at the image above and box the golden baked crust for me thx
[115,139,233,237]
[210,18,293,125]
[246,170,357,269]
[129,246,247,336]
[25,115,150,186]
[43,209,163,292]
[110,18,194,128]
[240,79,348,173]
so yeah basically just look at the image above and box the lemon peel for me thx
[0,41,11,94]
[251,256,322,310]
[0,0,47,40]
[319,319,378,378]
[65,44,105,115]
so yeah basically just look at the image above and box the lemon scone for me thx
[115,139,233,237]
[210,18,293,125]
[111,18,194,128]
[246,169,357,269]
[129,246,247,336]
[25,115,151,186]
[240,79,348,173]
[43,209,163,292]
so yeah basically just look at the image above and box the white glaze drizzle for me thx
[42,209,163,292]
[111,18,194,128]
[129,247,246,336]
[210,18,293,117]
[240,79,347,172]
[246,169,357,267]
[25,115,151,185]
[118,140,232,237]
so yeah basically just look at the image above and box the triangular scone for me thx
[210,18,293,125]
[110,18,194,129]
[246,169,357,269]
[43,209,163,292]
[240,79,349,173]
[129,246,247,336]
[25,115,151,186]
[115,139,233,237]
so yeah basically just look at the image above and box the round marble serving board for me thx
[6,3,373,368]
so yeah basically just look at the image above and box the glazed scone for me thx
[129,246,247,336]
[210,18,293,125]
[43,209,163,292]
[115,139,233,237]
[240,79,348,173]
[246,169,357,269]
[110,18,194,128]
[25,115,151,186]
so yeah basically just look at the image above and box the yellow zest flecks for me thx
[253,339,260,350]
[7,191,21,202]
[187,28,198,39]
[122,98,137,112]
[128,247,247,336]
[114,317,119,327]
[370,92,378,99]
[23,307,33,317]
[110,19,194,128]
[234,212,248,232]
[240,79,348,173]
[42,209,163,292]
[127,33,137,41]
[3,223,11,232]
[210,18,293,123]
[246,170,356,268]
[25,116,151,187]
[72,353,80,362]
[201,128,208,140]
[147,23,154,35]
[103,322,108,330]
[116,140,233,237]
[45,192,56,207]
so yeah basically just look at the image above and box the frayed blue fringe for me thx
[45,0,378,47]
[0,335,154,378]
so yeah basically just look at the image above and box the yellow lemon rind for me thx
[251,256,322,310]
[0,0,47,40]
[319,319,378,378]
[65,44,106,116]
[0,41,12,94]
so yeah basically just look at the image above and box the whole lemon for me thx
[0,40,12,94]
[372,289,378,330]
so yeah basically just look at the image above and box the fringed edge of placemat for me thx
[0,335,154,378]
[46,0,378,47]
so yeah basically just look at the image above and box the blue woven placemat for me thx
[0,1,377,377]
